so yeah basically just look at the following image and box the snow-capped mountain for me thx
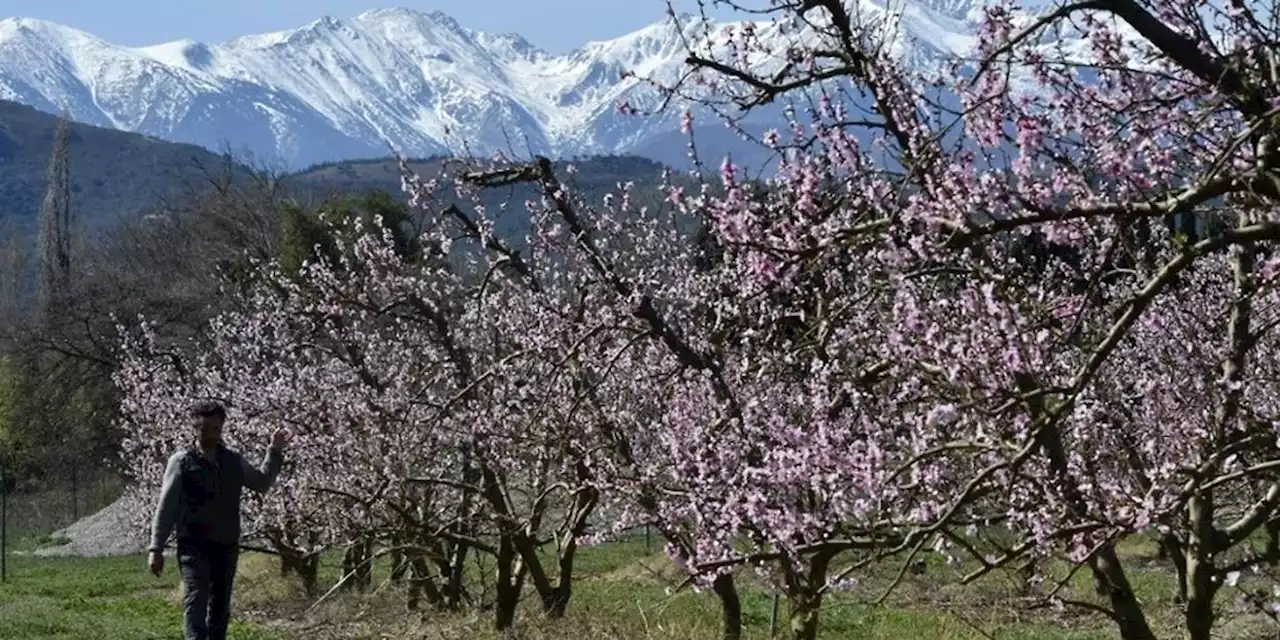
[0,3,984,170]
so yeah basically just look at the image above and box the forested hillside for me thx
[0,98,678,246]
[0,100,241,240]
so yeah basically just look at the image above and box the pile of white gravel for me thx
[32,495,150,557]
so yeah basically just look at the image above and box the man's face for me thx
[193,414,224,444]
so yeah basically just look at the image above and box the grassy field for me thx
[1,533,1276,639]
[0,551,280,639]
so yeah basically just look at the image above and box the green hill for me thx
[0,101,676,246]
[286,154,668,197]
[0,100,243,240]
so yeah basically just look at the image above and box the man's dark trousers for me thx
[178,538,239,640]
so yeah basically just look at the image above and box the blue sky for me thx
[0,0,740,51]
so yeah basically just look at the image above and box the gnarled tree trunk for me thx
[712,572,743,640]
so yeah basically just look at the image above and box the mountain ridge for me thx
[0,4,986,169]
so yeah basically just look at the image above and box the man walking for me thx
[147,400,290,640]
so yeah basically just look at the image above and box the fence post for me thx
[70,457,78,523]
[1,464,7,583]
[769,592,779,638]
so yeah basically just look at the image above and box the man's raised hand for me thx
[271,428,291,451]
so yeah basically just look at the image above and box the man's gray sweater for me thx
[148,443,283,552]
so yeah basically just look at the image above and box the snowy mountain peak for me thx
[309,15,344,30]
[274,15,353,46]
[354,7,418,20]
[351,7,487,49]
[897,0,989,20]
[0,16,97,46]
[0,16,65,33]
[0,4,982,169]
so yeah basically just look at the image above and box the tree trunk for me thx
[278,548,320,597]
[299,554,319,598]
[712,572,743,640]
[390,547,406,583]
[1180,229,1253,640]
[444,538,469,610]
[279,552,295,577]
[1183,495,1218,640]
[1159,533,1188,603]
[493,534,521,631]
[389,531,407,584]
[406,551,443,611]
[517,467,599,620]
[345,535,372,591]
[341,542,359,591]
[1090,545,1156,640]
[785,551,836,640]
[441,443,479,611]
[1010,374,1157,640]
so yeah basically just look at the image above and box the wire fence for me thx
[0,463,123,580]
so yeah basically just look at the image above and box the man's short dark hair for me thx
[188,400,226,420]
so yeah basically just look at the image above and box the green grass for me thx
[0,534,1273,639]
[251,535,1127,639]
[22,535,71,550]
[0,552,282,640]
